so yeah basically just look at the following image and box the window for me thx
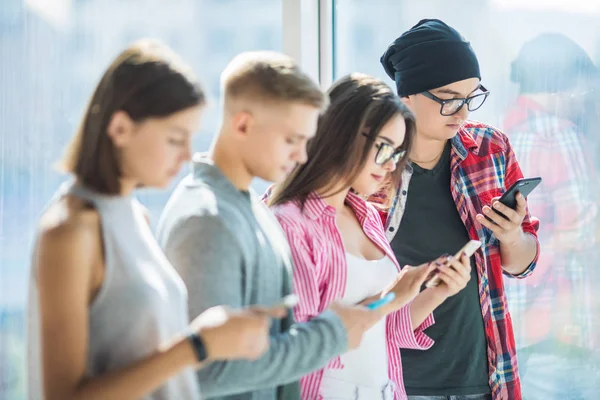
[0,1,281,398]
[334,1,600,397]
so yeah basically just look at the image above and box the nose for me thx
[456,102,469,121]
[383,158,397,172]
[182,143,193,162]
[294,143,308,165]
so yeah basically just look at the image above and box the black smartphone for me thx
[488,177,542,220]
[499,177,542,209]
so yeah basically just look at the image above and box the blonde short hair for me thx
[221,51,327,110]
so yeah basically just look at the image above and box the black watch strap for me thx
[188,332,209,362]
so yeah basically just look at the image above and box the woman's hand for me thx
[379,261,437,310]
[425,252,472,300]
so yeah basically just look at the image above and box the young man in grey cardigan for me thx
[157,51,381,400]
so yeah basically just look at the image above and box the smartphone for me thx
[425,239,482,288]
[498,177,542,210]
[279,294,299,309]
[366,292,396,310]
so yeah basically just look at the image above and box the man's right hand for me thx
[328,302,381,350]
[190,306,285,361]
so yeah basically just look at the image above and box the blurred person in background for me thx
[503,32,600,399]
[27,40,282,400]
[377,19,541,400]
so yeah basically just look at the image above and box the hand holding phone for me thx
[425,239,481,288]
[249,295,299,320]
[488,177,542,220]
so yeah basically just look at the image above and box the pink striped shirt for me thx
[269,191,435,400]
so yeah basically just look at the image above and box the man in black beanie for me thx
[503,33,600,400]
[370,19,540,400]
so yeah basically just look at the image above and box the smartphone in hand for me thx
[425,240,482,288]
[489,177,542,220]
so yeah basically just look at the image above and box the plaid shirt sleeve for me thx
[501,134,541,279]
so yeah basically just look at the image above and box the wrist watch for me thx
[188,332,209,362]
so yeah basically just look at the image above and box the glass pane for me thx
[0,1,281,398]
[335,1,600,398]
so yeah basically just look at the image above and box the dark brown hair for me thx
[221,51,327,110]
[60,39,205,194]
[269,73,414,208]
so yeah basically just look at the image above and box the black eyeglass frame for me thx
[421,85,490,116]
[362,133,406,166]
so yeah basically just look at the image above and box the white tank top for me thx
[321,252,398,391]
[27,182,200,400]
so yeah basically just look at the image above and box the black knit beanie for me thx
[380,19,481,97]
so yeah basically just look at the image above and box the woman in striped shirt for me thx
[266,73,472,400]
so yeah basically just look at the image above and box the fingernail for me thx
[493,202,500,209]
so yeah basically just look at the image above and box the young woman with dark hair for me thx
[267,73,471,399]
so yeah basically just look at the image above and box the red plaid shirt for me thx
[369,121,540,400]
[502,97,598,351]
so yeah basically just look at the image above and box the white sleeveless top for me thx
[320,253,398,395]
[27,182,200,400]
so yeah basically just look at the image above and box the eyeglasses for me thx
[362,133,406,165]
[421,85,490,116]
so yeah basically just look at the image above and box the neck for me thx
[210,130,254,191]
[318,184,350,213]
[119,178,137,196]
[410,132,448,168]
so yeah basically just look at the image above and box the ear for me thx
[107,110,136,148]
[230,110,253,139]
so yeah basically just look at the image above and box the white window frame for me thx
[282,0,334,88]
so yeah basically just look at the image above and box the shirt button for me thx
[389,227,395,232]
[401,190,407,195]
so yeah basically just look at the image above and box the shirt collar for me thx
[302,190,370,222]
[452,126,478,160]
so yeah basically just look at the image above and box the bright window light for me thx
[24,0,73,30]
[492,0,600,14]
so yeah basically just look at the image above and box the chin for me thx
[353,184,378,198]
[444,125,461,136]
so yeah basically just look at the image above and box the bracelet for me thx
[188,332,209,362]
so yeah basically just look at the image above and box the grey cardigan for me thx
[156,156,347,400]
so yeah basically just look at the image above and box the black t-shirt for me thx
[391,142,490,396]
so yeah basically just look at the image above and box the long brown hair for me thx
[60,39,205,195]
[269,73,414,208]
